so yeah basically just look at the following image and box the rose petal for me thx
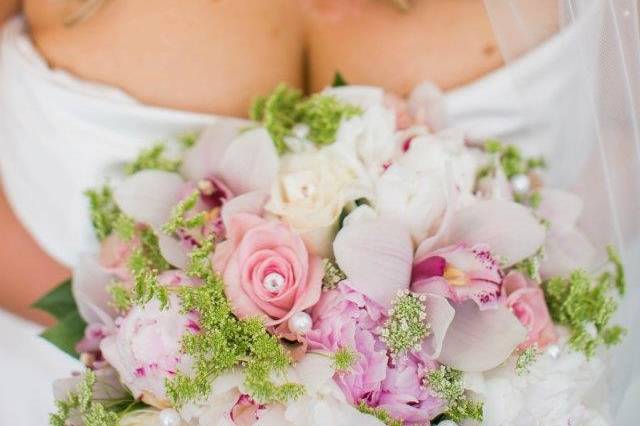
[446,200,546,267]
[113,170,185,228]
[158,233,189,269]
[180,118,250,181]
[218,128,279,194]
[421,294,455,358]
[72,254,117,325]
[437,301,527,372]
[333,217,413,308]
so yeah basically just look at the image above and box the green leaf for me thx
[32,279,75,321]
[41,310,87,359]
[332,71,348,87]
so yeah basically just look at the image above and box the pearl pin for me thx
[158,408,181,426]
[288,311,313,335]
[510,173,531,195]
[263,272,285,293]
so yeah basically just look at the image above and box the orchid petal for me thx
[540,228,596,278]
[158,233,189,269]
[438,301,526,372]
[537,189,583,229]
[446,200,546,267]
[72,254,117,325]
[180,118,250,181]
[218,128,279,195]
[221,191,269,231]
[113,170,184,228]
[421,294,455,358]
[333,217,413,308]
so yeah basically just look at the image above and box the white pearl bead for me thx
[158,408,181,426]
[263,272,285,293]
[288,311,313,335]
[437,420,458,426]
[546,344,560,359]
[510,173,531,194]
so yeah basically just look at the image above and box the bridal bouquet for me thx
[37,77,627,426]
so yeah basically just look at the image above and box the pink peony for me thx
[212,213,323,326]
[99,232,140,282]
[377,355,444,424]
[411,243,503,309]
[100,295,199,407]
[502,271,557,350]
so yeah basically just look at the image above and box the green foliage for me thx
[50,371,119,426]
[125,144,181,175]
[165,238,304,407]
[130,227,170,273]
[332,347,358,372]
[162,190,205,236]
[34,279,87,358]
[357,401,403,426]
[249,84,362,154]
[514,247,544,282]
[426,366,484,423]
[179,131,199,149]
[332,71,348,87]
[607,246,626,295]
[85,186,121,241]
[544,267,626,358]
[379,290,430,355]
[322,258,347,290]
[515,346,540,375]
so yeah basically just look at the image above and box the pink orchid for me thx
[98,232,141,283]
[411,243,503,310]
[502,271,557,350]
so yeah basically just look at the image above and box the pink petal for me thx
[333,218,413,308]
[437,301,526,372]
[221,191,269,231]
[421,294,455,358]
[180,118,250,181]
[537,189,583,229]
[113,170,184,228]
[408,81,448,132]
[158,233,189,269]
[72,254,117,325]
[446,200,546,267]
[218,128,279,195]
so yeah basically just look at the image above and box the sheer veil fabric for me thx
[485,0,640,423]
[0,0,638,422]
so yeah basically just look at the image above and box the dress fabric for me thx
[0,8,619,424]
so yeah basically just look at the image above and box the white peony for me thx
[265,147,371,257]
[179,371,246,426]
[476,333,611,426]
[256,354,384,426]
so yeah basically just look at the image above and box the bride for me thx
[0,0,637,424]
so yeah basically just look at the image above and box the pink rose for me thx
[212,213,323,326]
[502,271,557,350]
[100,295,199,407]
[411,243,503,309]
[99,233,140,282]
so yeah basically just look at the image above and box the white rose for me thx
[265,148,371,257]
[256,354,384,426]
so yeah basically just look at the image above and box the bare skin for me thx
[0,0,552,322]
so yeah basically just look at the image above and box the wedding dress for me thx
[0,0,638,423]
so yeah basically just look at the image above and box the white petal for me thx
[421,294,455,359]
[113,170,184,228]
[288,353,335,392]
[537,189,583,229]
[540,228,596,278]
[158,233,188,269]
[333,217,413,308]
[446,200,546,267]
[218,128,279,194]
[321,86,385,110]
[180,118,250,181]
[72,254,117,324]
[438,301,526,372]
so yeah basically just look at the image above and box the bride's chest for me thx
[25,0,517,117]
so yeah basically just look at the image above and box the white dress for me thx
[0,2,637,423]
